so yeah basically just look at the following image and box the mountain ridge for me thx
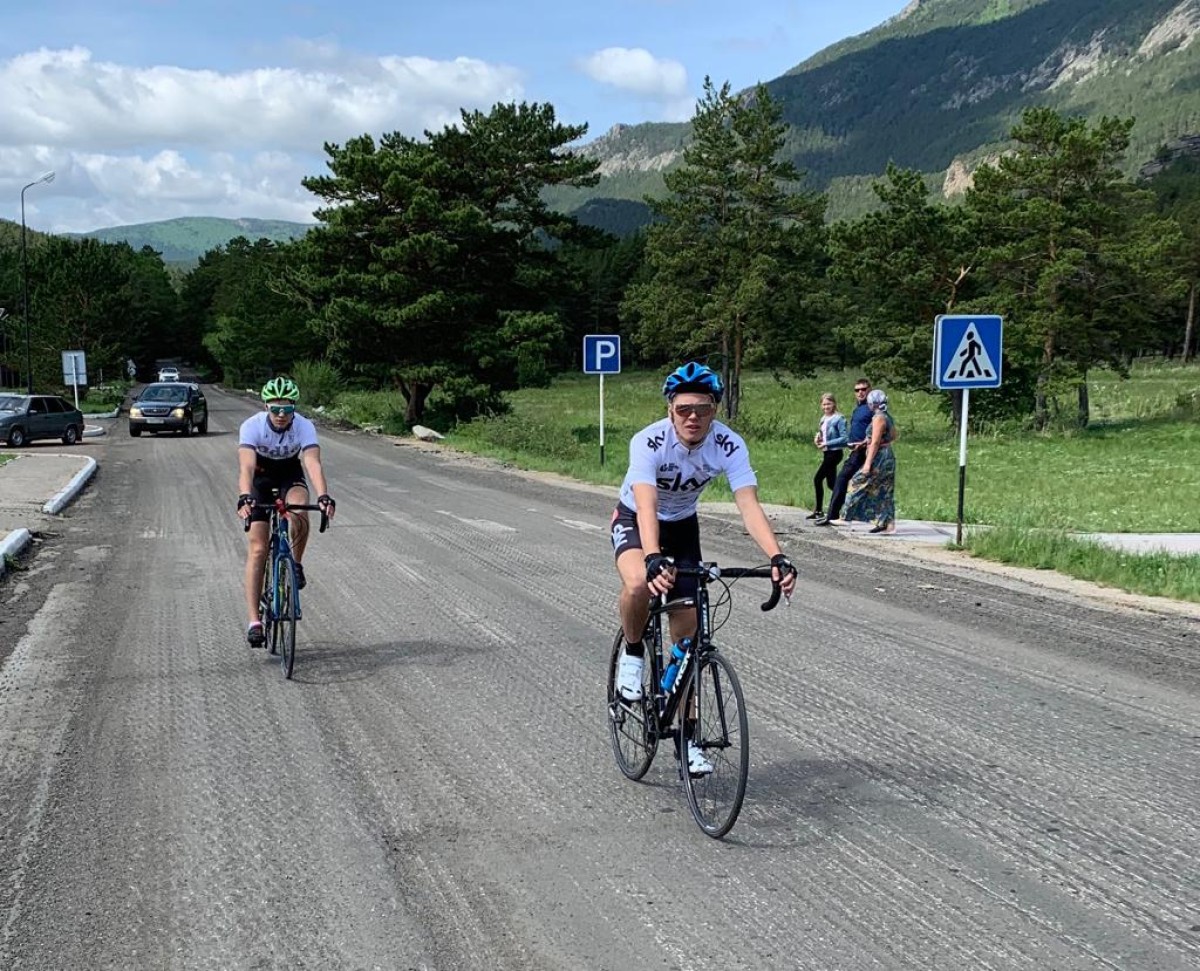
[553,0,1200,226]
[68,215,314,264]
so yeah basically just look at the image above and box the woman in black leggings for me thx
[808,392,847,519]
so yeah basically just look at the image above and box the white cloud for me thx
[0,46,525,152]
[577,47,688,100]
[0,45,527,231]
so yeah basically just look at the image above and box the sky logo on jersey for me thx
[657,471,711,493]
[713,432,740,458]
[256,444,299,460]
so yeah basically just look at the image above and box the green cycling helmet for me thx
[261,376,300,402]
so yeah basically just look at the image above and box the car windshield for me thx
[0,395,27,412]
[139,385,184,402]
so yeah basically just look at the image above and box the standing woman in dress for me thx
[808,393,847,520]
[844,389,898,533]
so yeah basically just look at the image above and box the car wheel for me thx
[62,425,80,445]
[6,426,26,447]
[198,417,208,435]
[180,419,192,437]
[129,425,142,437]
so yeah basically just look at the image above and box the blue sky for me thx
[0,0,907,232]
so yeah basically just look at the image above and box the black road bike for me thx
[606,562,784,838]
[244,494,328,679]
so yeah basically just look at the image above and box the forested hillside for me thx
[551,0,1200,226]
[70,216,313,264]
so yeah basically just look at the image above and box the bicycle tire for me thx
[275,559,298,679]
[606,629,657,780]
[680,650,749,838]
[259,555,275,652]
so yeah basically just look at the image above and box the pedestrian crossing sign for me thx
[933,315,1003,389]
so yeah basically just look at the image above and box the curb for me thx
[0,527,32,578]
[82,423,107,438]
[82,407,120,419]
[43,455,98,515]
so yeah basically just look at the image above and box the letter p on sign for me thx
[583,334,621,375]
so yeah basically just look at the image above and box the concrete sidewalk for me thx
[707,501,1200,557]
[0,452,98,576]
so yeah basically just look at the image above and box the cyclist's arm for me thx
[629,482,662,556]
[732,485,782,559]
[237,445,257,496]
[733,485,796,596]
[300,445,329,498]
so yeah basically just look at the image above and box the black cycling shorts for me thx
[249,457,307,523]
[610,502,702,600]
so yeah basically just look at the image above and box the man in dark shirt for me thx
[815,378,872,526]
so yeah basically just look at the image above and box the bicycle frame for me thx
[243,493,329,677]
[263,503,300,623]
[642,564,779,739]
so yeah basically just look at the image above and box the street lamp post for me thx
[20,171,55,394]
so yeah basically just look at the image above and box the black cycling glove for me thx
[237,494,254,512]
[771,553,797,580]
[317,494,336,513]
[644,553,673,584]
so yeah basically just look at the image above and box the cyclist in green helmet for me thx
[236,376,336,646]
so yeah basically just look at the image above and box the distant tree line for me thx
[0,83,1196,429]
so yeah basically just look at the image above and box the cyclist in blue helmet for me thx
[609,361,797,774]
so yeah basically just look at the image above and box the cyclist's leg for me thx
[612,504,652,647]
[284,480,311,561]
[244,521,270,620]
[663,514,701,645]
[244,472,275,643]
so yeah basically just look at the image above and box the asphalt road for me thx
[1,386,1197,970]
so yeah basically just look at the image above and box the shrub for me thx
[292,360,344,409]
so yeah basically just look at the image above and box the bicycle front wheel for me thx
[273,559,298,679]
[680,650,749,838]
[259,557,275,651]
[607,629,657,780]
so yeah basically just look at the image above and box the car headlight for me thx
[130,407,142,418]
[171,407,186,418]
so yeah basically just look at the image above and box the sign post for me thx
[582,334,621,466]
[61,349,88,410]
[933,315,1003,545]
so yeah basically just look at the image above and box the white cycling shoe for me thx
[617,654,645,701]
[686,741,714,776]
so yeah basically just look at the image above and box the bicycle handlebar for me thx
[669,563,784,612]
[242,500,330,533]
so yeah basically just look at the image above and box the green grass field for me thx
[449,361,1200,533]
[327,360,1200,601]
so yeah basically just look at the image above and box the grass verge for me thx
[962,525,1200,603]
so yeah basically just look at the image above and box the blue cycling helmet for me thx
[662,362,723,403]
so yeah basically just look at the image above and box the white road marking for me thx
[436,510,516,533]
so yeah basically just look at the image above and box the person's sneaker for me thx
[813,516,832,527]
[246,621,266,647]
[805,510,823,520]
[686,741,714,776]
[294,563,307,590]
[617,653,645,702]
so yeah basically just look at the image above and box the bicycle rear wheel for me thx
[272,559,298,679]
[680,650,748,838]
[606,630,657,780]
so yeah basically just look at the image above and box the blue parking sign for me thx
[933,315,1003,389]
[583,334,621,375]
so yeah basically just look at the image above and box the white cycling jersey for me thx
[238,411,319,463]
[618,417,757,522]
